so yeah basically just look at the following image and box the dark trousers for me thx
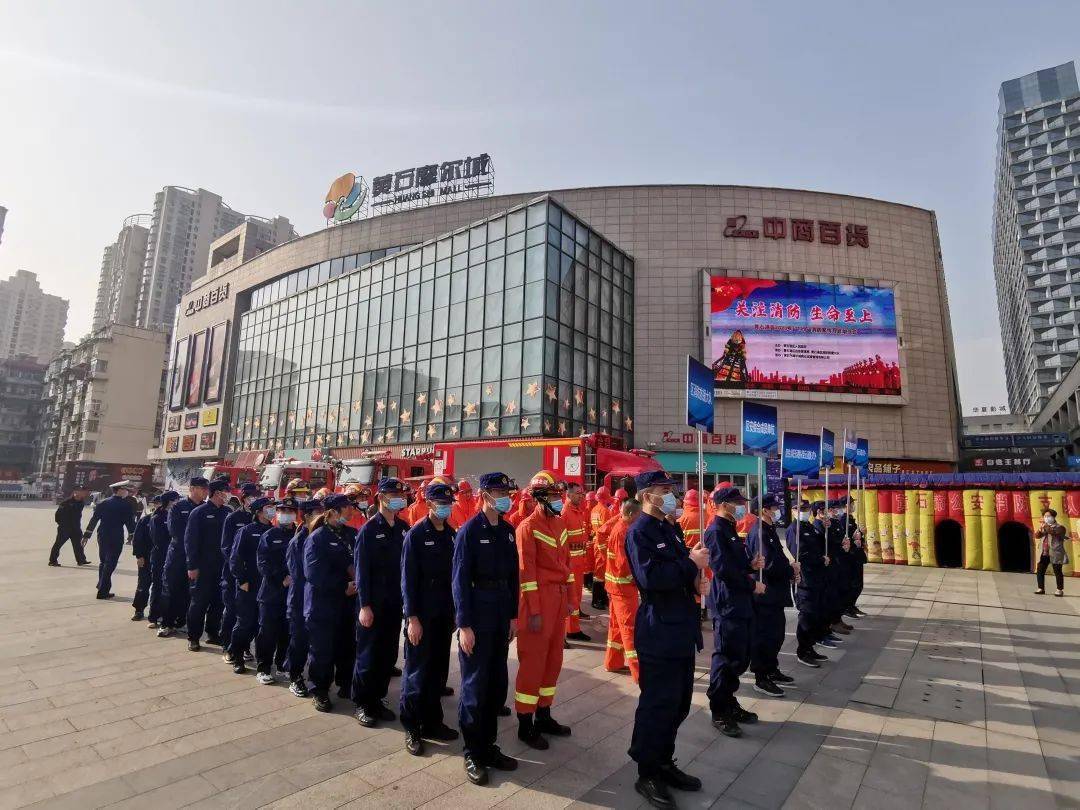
[285,607,308,680]
[400,616,452,733]
[849,564,865,608]
[629,652,694,777]
[148,550,167,623]
[256,601,290,673]
[162,547,190,628]
[351,602,402,708]
[187,567,223,642]
[50,528,87,564]
[133,560,151,612]
[1037,555,1065,591]
[230,587,258,658]
[306,602,344,696]
[96,538,123,596]
[795,587,819,655]
[220,575,236,647]
[750,602,786,677]
[458,627,510,760]
[335,596,358,693]
[707,615,751,716]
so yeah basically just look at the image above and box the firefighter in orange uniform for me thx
[344,485,371,530]
[514,471,573,750]
[590,487,614,609]
[406,483,429,526]
[508,488,532,529]
[604,497,642,681]
[562,482,592,641]
[450,480,478,529]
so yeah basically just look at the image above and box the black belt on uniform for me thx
[471,579,508,589]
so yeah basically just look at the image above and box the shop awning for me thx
[596,447,663,478]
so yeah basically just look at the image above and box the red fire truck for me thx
[331,451,435,493]
[199,460,261,495]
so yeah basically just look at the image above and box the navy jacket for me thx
[625,512,702,657]
[85,494,135,545]
[220,508,253,583]
[286,525,308,616]
[746,519,793,608]
[230,519,269,592]
[166,497,201,565]
[402,516,455,621]
[257,526,292,605]
[303,522,353,619]
[704,514,754,619]
[786,519,826,591]
[150,509,171,559]
[845,517,867,565]
[184,501,230,573]
[452,510,519,632]
[131,514,153,559]
[355,512,407,610]
[54,497,86,534]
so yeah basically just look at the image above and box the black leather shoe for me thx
[770,670,794,684]
[535,709,571,736]
[577,607,590,618]
[391,666,402,677]
[658,759,701,791]
[232,659,247,675]
[373,700,396,721]
[733,704,758,724]
[464,755,489,785]
[497,704,512,717]
[486,747,517,771]
[797,652,821,668]
[205,634,222,646]
[131,612,144,622]
[517,716,549,750]
[48,561,60,567]
[423,723,459,742]
[635,777,676,808]
[712,714,742,738]
[405,731,424,756]
[355,706,377,727]
[187,641,201,652]
[566,630,591,641]
[441,685,454,696]
[312,694,332,713]
[78,560,92,566]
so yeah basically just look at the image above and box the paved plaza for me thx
[2,503,1079,809]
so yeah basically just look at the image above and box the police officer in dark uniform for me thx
[255,498,293,684]
[227,496,274,672]
[84,480,137,599]
[49,484,91,566]
[826,498,855,635]
[453,472,520,785]
[147,490,179,629]
[304,494,357,712]
[746,494,795,696]
[219,483,260,651]
[159,477,209,637]
[625,470,708,809]
[786,500,828,668]
[184,479,231,651]
[811,501,845,649]
[352,478,409,727]
[704,486,763,739]
[283,498,310,697]
[398,481,459,754]
[130,495,157,621]
[843,496,867,618]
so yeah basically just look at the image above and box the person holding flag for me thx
[786,500,828,669]
[746,494,796,696]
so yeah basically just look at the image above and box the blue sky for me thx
[1,1,1078,411]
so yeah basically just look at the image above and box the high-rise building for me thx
[994,60,1080,415]
[93,214,151,331]
[0,270,68,365]
[135,187,295,333]
[0,205,7,246]
[0,356,47,478]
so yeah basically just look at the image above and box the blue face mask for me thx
[492,495,512,514]
[548,498,564,514]
[433,504,453,520]
[773,509,784,522]
[660,492,678,515]
[386,497,407,512]
[734,505,747,519]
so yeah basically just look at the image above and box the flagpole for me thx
[758,454,764,582]
[697,428,704,545]
[845,462,853,536]
[795,477,802,556]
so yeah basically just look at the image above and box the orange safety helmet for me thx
[585,491,597,508]
[313,487,332,500]
[344,484,370,498]
[285,477,310,495]
[457,480,472,494]
[613,488,629,503]
[684,489,700,507]
[528,469,564,499]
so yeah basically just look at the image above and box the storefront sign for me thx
[959,451,1055,472]
[323,172,369,222]
[723,215,869,247]
[865,459,953,474]
[686,356,714,433]
[780,431,820,479]
[961,432,1068,450]
[184,283,230,316]
[371,154,493,212]
[662,431,738,446]
[741,401,778,457]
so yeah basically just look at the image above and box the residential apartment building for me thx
[0,269,68,365]
[36,324,167,476]
[0,356,46,478]
[93,215,151,331]
[0,205,7,246]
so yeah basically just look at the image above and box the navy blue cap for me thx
[189,476,210,488]
[797,500,811,509]
[208,479,229,494]
[160,490,180,504]
[811,500,827,512]
[712,486,748,504]
[323,493,351,510]
[150,493,163,504]
[479,472,511,490]
[634,470,677,490]
[276,496,300,511]
[760,494,782,509]
[377,477,408,494]
[249,496,272,512]
[425,482,455,501]
[239,483,260,497]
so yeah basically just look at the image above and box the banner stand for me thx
[758,454,765,582]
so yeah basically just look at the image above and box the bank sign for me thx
[371,154,494,212]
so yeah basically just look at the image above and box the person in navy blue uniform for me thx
[159,477,209,636]
[746,494,795,697]
[704,486,763,739]
[625,471,709,809]
[255,497,293,683]
[130,495,157,621]
[283,498,315,697]
[825,498,855,636]
[219,483,260,651]
[399,482,460,755]
[453,472,520,786]
[842,496,867,618]
[304,495,357,712]
[83,480,137,600]
[352,478,409,727]
[811,501,844,649]
[786,500,828,668]
[49,484,91,567]
[184,479,231,651]
[147,490,179,629]
[227,496,274,672]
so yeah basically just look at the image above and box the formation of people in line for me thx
[54,468,870,809]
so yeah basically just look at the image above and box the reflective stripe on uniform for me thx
[559,530,568,546]
[606,640,623,650]
[605,572,633,585]
[534,531,558,548]
[570,608,579,616]
[567,573,575,582]
[515,691,539,705]
[520,581,538,592]
[683,529,701,536]
[625,649,638,659]
[567,528,585,536]
[539,686,556,697]
[570,549,586,557]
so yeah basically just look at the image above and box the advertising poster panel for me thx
[741,401,778,457]
[781,431,821,479]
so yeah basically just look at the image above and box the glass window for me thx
[466,296,484,331]
[482,347,501,382]
[504,285,523,322]
[452,233,468,255]
[470,224,486,248]
[524,281,544,320]
[523,338,543,375]
[464,350,482,384]
[505,250,525,288]
[525,245,545,283]
[485,291,503,328]
[486,257,504,293]
[488,217,506,241]
[526,201,547,227]
[450,271,467,304]
[526,225,546,248]
[508,208,526,234]
[502,342,521,379]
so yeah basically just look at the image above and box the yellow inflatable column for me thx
[962,489,983,570]
[903,490,920,565]
[863,489,881,563]
[891,492,908,565]
[877,491,894,564]
[1067,492,1080,578]
[917,490,936,567]
[980,490,999,572]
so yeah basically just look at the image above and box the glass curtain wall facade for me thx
[227,198,634,455]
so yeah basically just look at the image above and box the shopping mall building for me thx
[154,183,961,492]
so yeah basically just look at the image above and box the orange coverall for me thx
[604,518,639,682]
[679,505,711,603]
[590,501,612,581]
[514,507,571,714]
[562,500,591,633]
[450,490,478,530]
[406,490,428,526]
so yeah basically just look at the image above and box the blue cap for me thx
[208,479,229,494]
[479,472,512,490]
[759,494,782,510]
[298,498,324,512]
[323,493,351,510]
[377,477,408,494]
[160,490,180,505]
[712,486,748,505]
[425,482,454,501]
[276,496,300,511]
[634,470,677,490]
[249,496,272,512]
[189,476,210,488]
[239,483,260,497]
[811,500,827,512]
[150,493,163,504]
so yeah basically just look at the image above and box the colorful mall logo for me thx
[323,172,368,222]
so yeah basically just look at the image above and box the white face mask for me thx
[1044,515,1055,525]
[276,512,295,526]
[261,506,276,520]
[773,509,783,522]
[799,511,810,521]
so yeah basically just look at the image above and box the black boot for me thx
[635,777,676,808]
[590,581,604,609]
[516,713,549,749]
[535,706,571,736]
